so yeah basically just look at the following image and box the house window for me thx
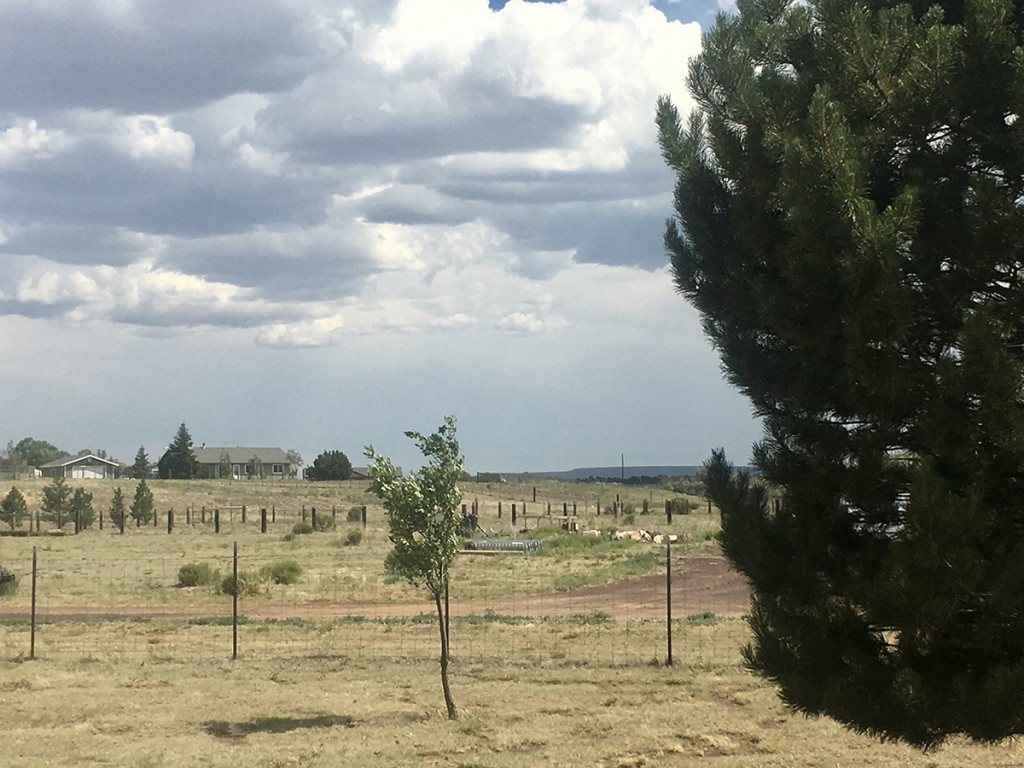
[273,464,283,475]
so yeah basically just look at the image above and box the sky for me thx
[0,0,760,474]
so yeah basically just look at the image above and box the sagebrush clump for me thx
[221,571,259,597]
[260,559,302,585]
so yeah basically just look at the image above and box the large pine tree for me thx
[158,423,199,479]
[658,0,1024,748]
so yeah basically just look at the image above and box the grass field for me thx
[2,477,1022,766]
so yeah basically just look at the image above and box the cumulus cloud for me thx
[497,311,567,334]
[256,314,346,348]
[0,120,69,167]
[121,115,195,169]
[0,0,708,358]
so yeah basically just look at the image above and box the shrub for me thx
[260,559,302,585]
[670,498,692,516]
[177,562,220,588]
[0,568,17,598]
[314,514,336,532]
[345,528,363,547]
[346,506,363,523]
[291,522,313,536]
[221,571,260,597]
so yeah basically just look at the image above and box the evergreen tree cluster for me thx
[659,0,1024,748]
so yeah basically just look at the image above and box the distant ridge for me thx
[530,466,702,481]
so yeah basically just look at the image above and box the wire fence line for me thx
[0,540,748,668]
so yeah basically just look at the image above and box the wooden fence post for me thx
[215,509,220,534]
[261,508,267,533]
[168,509,174,533]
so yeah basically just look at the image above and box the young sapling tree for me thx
[365,415,464,719]
[0,486,27,530]
[130,479,154,526]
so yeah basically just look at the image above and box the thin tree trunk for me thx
[434,588,457,719]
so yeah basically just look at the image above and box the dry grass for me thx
[2,621,1023,767]
[3,478,1018,765]
[0,478,717,608]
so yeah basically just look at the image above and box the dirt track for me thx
[0,552,750,623]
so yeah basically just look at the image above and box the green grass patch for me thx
[686,611,718,625]
[189,616,251,626]
[460,610,534,625]
[568,610,613,625]
[529,526,631,555]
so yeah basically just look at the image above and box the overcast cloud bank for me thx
[0,0,760,471]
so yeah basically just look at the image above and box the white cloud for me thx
[497,311,567,335]
[256,314,346,348]
[121,115,195,169]
[0,120,68,166]
[363,0,496,74]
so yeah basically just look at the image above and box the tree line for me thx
[0,477,154,531]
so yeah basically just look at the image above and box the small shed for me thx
[39,454,119,479]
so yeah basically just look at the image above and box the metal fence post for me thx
[30,547,37,660]
[232,541,238,661]
[666,538,673,666]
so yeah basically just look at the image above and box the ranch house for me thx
[39,453,119,479]
[193,446,292,480]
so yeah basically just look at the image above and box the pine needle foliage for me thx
[659,0,1024,749]
[130,479,154,526]
[0,487,27,530]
